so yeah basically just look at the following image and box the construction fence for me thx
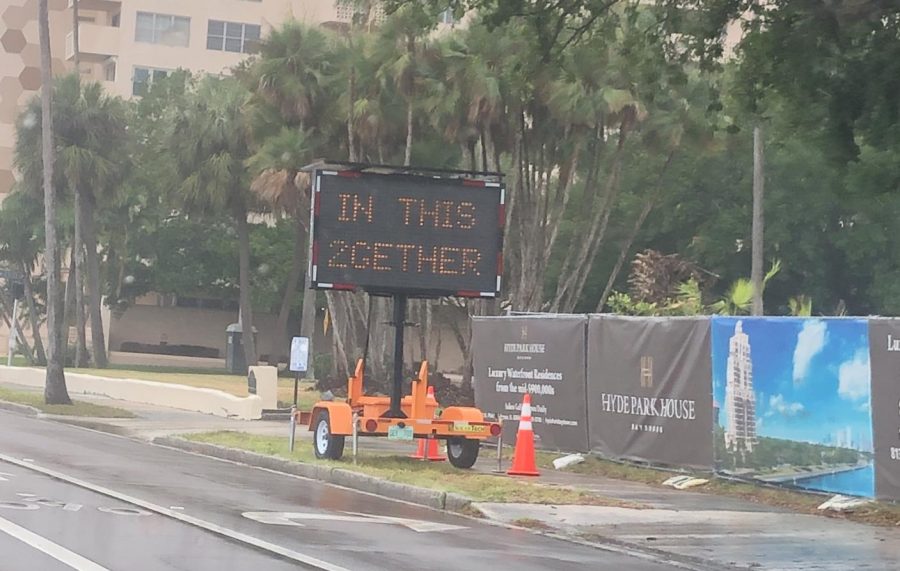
[472,315,900,500]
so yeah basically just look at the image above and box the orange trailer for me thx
[299,358,500,468]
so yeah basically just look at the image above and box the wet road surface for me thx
[0,411,683,570]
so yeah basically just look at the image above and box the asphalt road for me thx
[0,410,684,571]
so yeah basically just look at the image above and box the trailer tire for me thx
[447,438,479,469]
[313,410,345,460]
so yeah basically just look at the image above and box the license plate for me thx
[388,426,414,441]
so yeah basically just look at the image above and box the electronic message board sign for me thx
[309,169,504,297]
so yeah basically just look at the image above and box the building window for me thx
[335,1,386,25]
[135,12,190,47]
[104,61,117,82]
[132,66,171,96]
[207,20,260,54]
[111,13,121,28]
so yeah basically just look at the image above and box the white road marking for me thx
[0,471,13,482]
[0,453,350,571]
[0,501,39,510]
[242,511,467,533]
[0,514,109,570]
[97,507,150,516]
[62,504,83,512]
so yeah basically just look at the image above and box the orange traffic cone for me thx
[410,387,446,461]
[507,393,539,476]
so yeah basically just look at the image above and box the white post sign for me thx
[289,337,309,373]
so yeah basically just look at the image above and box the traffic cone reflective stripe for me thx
[410,386,446,461]
[507,393,539,477]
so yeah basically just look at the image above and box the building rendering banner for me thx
[711,317,874,497]
[587,316,714,468]
[869,319,900,500]
[472,316,589,451]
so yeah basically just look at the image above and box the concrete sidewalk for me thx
[3,381,900,570]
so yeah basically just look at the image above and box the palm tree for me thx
[0,192,47,365]
[243,22,333,369]
[18,75,129,368]
[36,0,70,404]
[169,75,259,370]
[60,78,129,368]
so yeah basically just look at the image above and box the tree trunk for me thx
[751,125,765,316]
[595,150,676,312]
[63,255,74,348]
[325,292,349,379]
[82,199,107,367]
[39,0,70,404]
[235,210,257,371]
[347,70,357,163]
[551,114,632,312]
[404,99,414,166]
[299,274,317,381]
[270,217,307,366]
[73,191,88,367]
[21,261,46,365]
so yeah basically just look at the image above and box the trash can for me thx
[225,323,258,374]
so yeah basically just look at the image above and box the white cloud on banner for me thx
[793,320,828,385]
[767,394,805,417]
[838,349,870,401]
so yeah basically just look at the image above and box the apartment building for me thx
[0,0,397,202]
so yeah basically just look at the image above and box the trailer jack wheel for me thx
[447,437,479,469]
[313,410,345,460]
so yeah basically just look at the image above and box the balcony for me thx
[65,23,120,62]
[68,0,121,12]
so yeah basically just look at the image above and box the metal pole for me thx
[496,420,503,473]
[289,405,297,452]
[7,297,18,366]
[293,372,300,407]
[385,293,407,418]
[352,411,359,465]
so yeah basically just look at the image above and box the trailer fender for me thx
[439,406,485,424]
[308,402,354,436]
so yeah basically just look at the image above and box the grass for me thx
[183,430,637,506]
[0,356,30,367]
[72,367,322,410]
[0,386,135,418]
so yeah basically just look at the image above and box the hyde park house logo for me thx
[640,356,654,388]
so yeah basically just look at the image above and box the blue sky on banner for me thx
[712,317,873,452]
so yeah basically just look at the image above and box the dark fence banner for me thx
[472,316,589,451]
[587,316,713,468]
[712,317,874,497]
[869,318,900,500]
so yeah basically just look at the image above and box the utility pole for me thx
[751,125,765,316]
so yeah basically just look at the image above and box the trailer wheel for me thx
[313,410,345,460]
[447,438,479,469]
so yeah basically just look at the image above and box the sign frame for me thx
[307,165,505,299]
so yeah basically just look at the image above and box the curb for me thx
[0,399,40,416]
[153,436,473,513]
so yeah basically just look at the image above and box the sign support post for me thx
[289,336,310,407]
[385,293,408,419]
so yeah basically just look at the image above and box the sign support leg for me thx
[293,372,300,407]
[384,293,407,418]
